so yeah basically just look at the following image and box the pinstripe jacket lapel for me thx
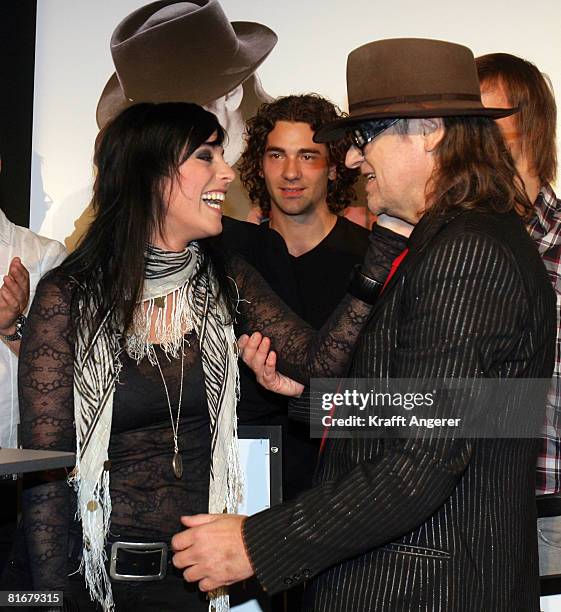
[370,209,464,317]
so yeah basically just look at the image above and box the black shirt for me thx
[224,216,370,499]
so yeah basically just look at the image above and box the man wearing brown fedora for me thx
[172,38,556,611]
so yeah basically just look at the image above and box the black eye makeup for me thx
[195,147,214,162]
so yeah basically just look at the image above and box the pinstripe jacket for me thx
[243,208,556,612]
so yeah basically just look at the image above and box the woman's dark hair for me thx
[61,102,236,332]
[239,94,358,217]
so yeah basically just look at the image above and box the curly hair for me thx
[239,94,358,217]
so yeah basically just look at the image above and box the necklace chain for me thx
[154,341,184,455]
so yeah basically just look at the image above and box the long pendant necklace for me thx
[154,341,184,479]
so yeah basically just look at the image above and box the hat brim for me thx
[314,104,518,143]
[96,21,277,128]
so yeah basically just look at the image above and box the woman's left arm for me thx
[231,224,406,382]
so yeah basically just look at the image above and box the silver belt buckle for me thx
[109,541,168,581]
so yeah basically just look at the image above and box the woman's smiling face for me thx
[155,132,235,250]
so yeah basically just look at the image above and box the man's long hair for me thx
[239,94,358,217]
[426,116,533,220]
[60,102,236,333]
[476,53,557,185]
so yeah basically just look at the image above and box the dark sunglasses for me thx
[350,118,401,150]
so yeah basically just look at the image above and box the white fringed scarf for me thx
[69,242,243,612]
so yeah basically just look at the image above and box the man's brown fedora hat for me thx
[96,0,277,128]
[315,38,517,142]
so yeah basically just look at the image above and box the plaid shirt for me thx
[528,183,561,495]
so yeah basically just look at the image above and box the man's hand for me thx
[238,332,304,397]
[171,514,254,591]
[0,257,29,335]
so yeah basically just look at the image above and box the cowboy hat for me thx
[315,38,517,142]
[96,0,277,128]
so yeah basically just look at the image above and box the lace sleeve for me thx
[18,271,76,591]
[231,225,406,382]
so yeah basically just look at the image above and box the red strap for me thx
[382,247,409,292]
[319,247,409,456]
[319,382,342,454]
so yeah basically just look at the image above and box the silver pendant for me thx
[172,451,183,479]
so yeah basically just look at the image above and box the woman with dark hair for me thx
[16,102,405,611]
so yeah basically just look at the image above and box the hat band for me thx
[350,93,481,113]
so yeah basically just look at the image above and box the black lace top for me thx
[18,229,405,591]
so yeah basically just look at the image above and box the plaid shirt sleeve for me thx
[528,183,561,495]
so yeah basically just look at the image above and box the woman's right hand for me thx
[238,332,304,397]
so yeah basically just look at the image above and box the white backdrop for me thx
[32,0,561,245]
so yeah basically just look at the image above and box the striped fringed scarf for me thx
[69,242,243,612]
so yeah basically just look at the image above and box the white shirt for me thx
[0,209,66,448]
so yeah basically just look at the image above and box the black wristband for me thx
[347,265,384,305]
[0,314,26,342]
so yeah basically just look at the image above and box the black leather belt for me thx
[537,495,561,518]
[109,541,169,581]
